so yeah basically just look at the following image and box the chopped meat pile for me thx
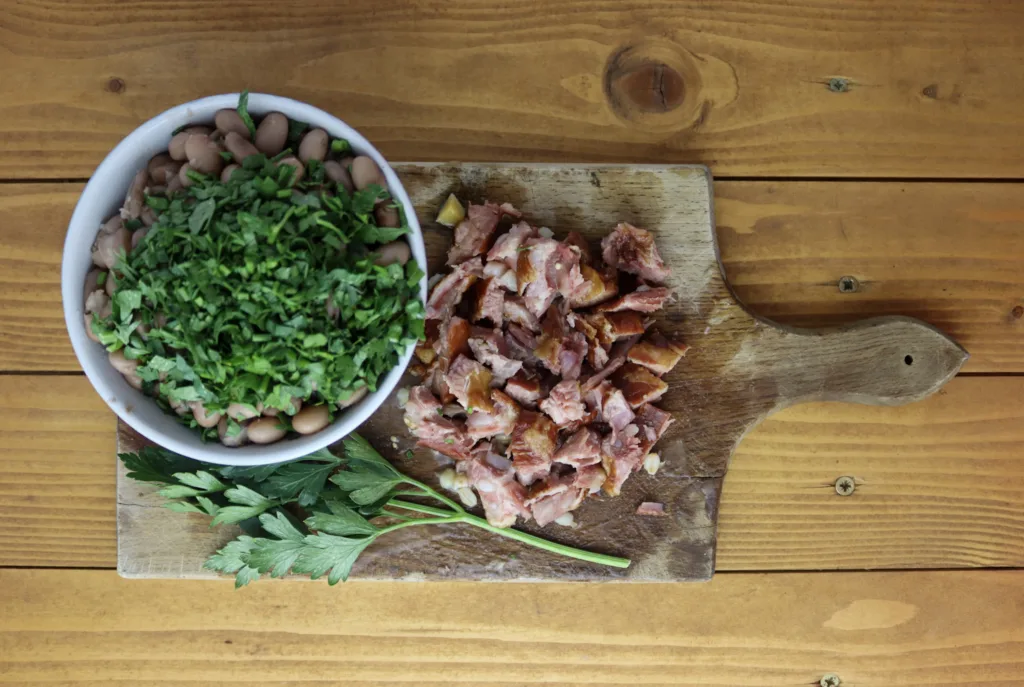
[406,202,686,529]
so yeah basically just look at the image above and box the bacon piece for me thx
[539,380,587,427]
[447,202,502,265]
[505,371,544,408]
[584,380,635,431]
[627,332,689,375]
[468,328,522,384]
[444,355,495,413]
[600,222,671,284]
[563,231,593,265]
[466,389,521,441]
[458,451,530,527]
[488,220,537,269]
[553,426,602,468]
[471,277,505,326]
[503,296,540,331]
[404,386,476,461]
[596,287,673,313]
[601,424,645,496]
[509,410,559,485]
[612,362,669,408]
[569,265,619,309]
[426,257,482,320]
[636,502,667,517]
[634,403,675,452]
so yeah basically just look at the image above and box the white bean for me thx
[227,402,260,421]
[109,349,138,376]
[298,128,329,163]
[214,109,250,139]
[350,156,386,191]
[337,386,368,409]
[190,402,222,429]
[373,240,410,266]
[217,418,250,447]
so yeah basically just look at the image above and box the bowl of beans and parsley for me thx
[62,93,427,466]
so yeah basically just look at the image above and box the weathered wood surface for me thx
[2,2,1024,179]
[116,164,964,580]
[3,568,1024,686]
[6,180,1020,374]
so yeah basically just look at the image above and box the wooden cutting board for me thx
[117,164,968,581]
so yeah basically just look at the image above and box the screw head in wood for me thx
[820,674,842,687]
[835,477,856,496]
[828,77,849,92]
[838,276,859,293]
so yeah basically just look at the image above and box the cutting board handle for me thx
[760,316,969,407]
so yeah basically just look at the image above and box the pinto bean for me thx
[254,112,288,155]
[184,134,223,176]
[337,386,368,409]
[121,169,148,220]
[247,416,287,444]
[178,163,194,187]
[104,271,116,297]
[83,269,103,297]
[168,126,211,161]
[374,204,401,229]
[109,349,138,376]
[190,402,222,429]
[92,226,131,269]
[220,164,240,183]
[292,404,331,434]
[323,160,355,195]
[373,240,410,266]
[227,402,260,421]
[84,289,111,317]
[298,128,329,163]
[147,154,181,185]
[276,156,305,184]
[218,417,250,447]
[350,156,386,191]
[261,397,302,417]
[124,371,144,390]
[214,109,250,139]
[223,131,260,163]
[84,314,101,342]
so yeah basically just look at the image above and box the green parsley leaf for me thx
[237,90,257,139]
[261,455,341,507]
[292,533,373,585]
[306,502,377,537]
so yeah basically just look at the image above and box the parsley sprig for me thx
[121,435,631,586]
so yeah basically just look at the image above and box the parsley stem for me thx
[387,498,631,569]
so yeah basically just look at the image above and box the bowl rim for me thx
[62,92,427,466]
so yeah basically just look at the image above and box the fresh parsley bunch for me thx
[121,435,630,587]
[93,150,425,439]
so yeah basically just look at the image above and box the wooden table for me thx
[1,2,1022,684]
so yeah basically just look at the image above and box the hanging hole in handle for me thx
[904,354,914,366]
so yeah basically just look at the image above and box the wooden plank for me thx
[2,375,1022,571]
[3,180,1022,374]
[1,568,1023,686]
[1,2,1023,179]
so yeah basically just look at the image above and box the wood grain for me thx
[3,180,1022,374]
[1,1,1023,179]
[3,375,1022,571]
[1,568,1023,686]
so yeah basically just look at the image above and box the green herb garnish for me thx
[120,435,631,586]
[237,89,257,139]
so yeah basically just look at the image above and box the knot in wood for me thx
[107,77,126,94]
[1012,305,1023,319]
[607,59,685,114]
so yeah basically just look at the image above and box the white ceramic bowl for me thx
[62,93,427,466]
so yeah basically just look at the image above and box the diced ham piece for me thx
[458,451,530,527]
[600,223,671,284]
[539,380,587,426]
[563,231,593,265]
[529,483,583,526]
[627,332,689,375]
[484,261,518,292]
[503,296,540,331]
[535,308,588,380]
[468,328,523,384]
[596,287,673,313]
[488,220,537,269]
[568,264,619,308]
[472,277,505,326]
[466,389,521,441]
[447,202,502,266]
[509,410,559,485]
[581,334,643,392]
[553,426,602,468]
[574,463,607,494]
[601,424,645,496]
[426,258,482,320]
[505,371,544,408]
[636,502,667,517]
[444,355,495,413]
[634,403,675,452]
[581,312,646,346]
[403,386,475,461]
[612,363,669,408]
[504,323,539,365]
[433,315,471,363]
[584,381,635,432]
